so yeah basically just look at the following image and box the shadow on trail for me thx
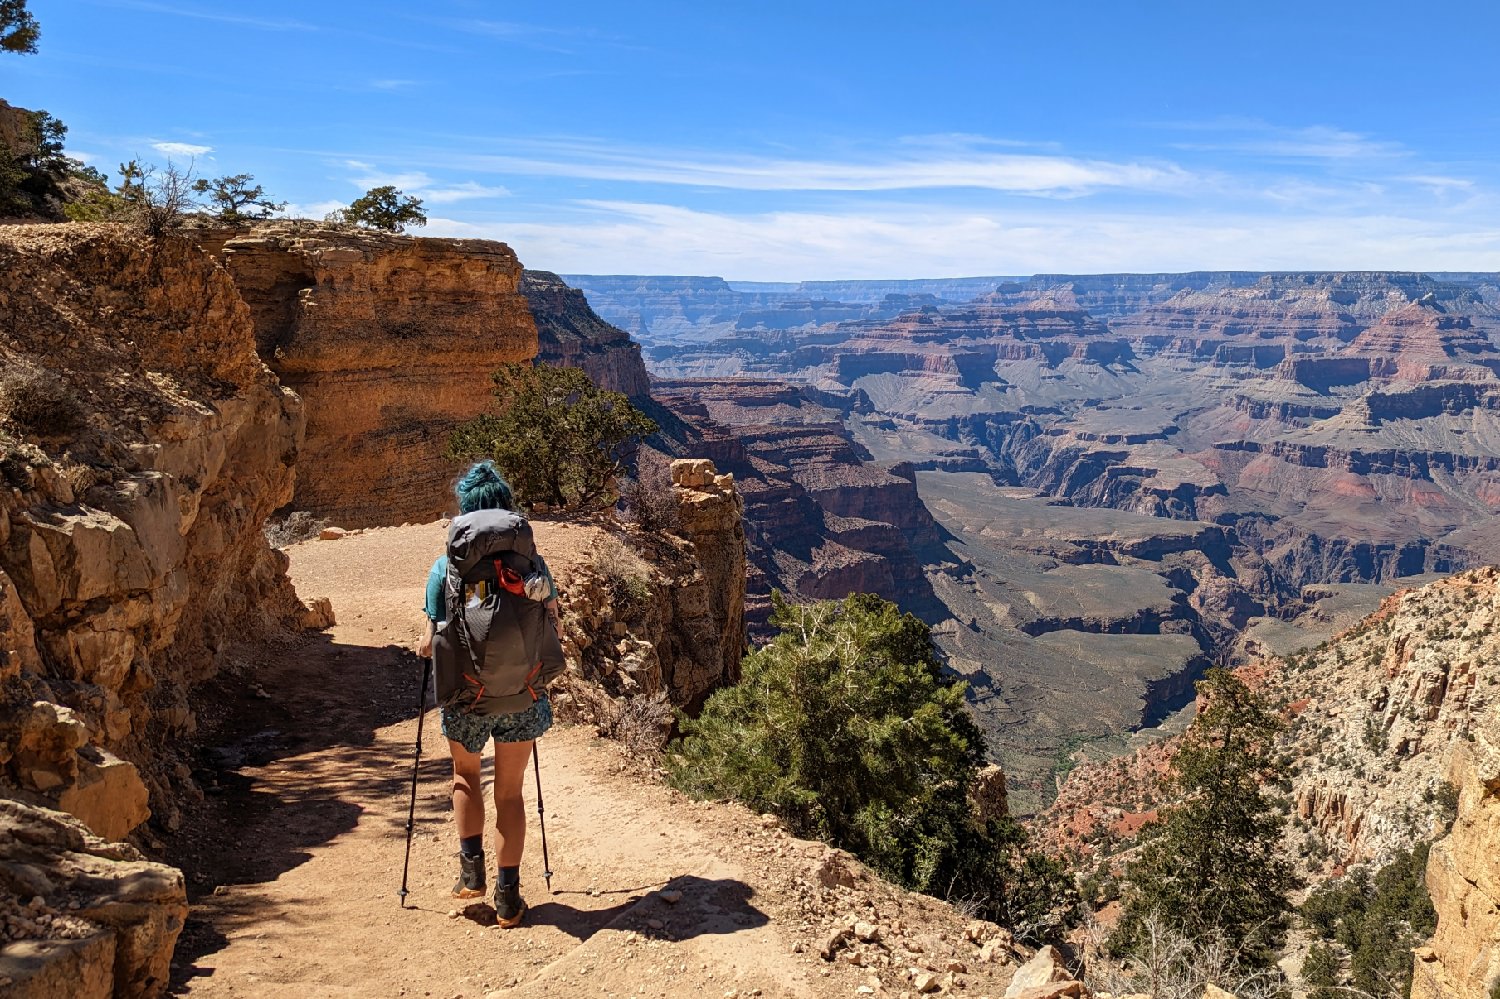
[449,874,770,945]
[165,633,438,992]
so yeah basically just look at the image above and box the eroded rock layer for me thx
[220,223,538,527]
[596,270,1500,805]
[0,223,306,830]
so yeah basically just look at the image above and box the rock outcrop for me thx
[0,224,306,827]
[0,799,187,998]
[218,223,537,527]
[1282,568,1499,867]
[550,459,746,728]
[524,270,651,398]
[1412,699,1500,999]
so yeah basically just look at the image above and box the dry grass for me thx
[0,363,83,436]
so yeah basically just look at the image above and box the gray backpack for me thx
[433,509,566,715]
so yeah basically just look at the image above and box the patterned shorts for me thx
[441,697,554,754]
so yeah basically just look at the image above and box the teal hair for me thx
[455,461,516,514]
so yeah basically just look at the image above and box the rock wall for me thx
[0,223,306,831]
[1413,709,1500,999]
[523,270,652,398]
[219,223,538,528]
[551,459,746,728]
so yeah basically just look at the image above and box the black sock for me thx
[498,865,520,887]
[460,835,484,857]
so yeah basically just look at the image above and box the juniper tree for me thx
[669,592,1080,941]
[339,184,425,232]
[1113,668,1298,968]
[1,0,39,54]
[192,173,284,222]
[448,363,657,510]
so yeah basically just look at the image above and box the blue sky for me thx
[7,0,1500,278]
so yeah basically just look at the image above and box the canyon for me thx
[0,212,1496,996]
[575,270,1500,809]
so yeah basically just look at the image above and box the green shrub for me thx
[669,592,1077,942]
[1300,843,1437,998]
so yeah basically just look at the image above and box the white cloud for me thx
[151,140,212,158]
[368,79,419,91]
[1166,121,1405,161]
[342,167,507,203]
[420,201,1500,280]
[280,199,349,220]
[435,142,1197,196]
[420,181,511,204]
[96,1,316,31]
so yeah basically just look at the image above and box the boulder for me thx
[55,747,150,841]
[1004,946,1074,999]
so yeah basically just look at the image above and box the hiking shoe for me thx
[453,852,486,899]
[494,880,527,928]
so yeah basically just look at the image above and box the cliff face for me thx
[1282,568,1499,866]
[523,270,652,398]
[1413,713,1500,999]
[0,223,305,831]
[550,459,746,726]
[219,223,538,528]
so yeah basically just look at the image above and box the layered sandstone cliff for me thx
[551,459,746,727]
[1413,710,1500,999]
[0,225,306,831]
[218,223,538,527]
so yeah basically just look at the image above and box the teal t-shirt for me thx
[424,553,557,622]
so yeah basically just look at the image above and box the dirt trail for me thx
[164,523,1022,999]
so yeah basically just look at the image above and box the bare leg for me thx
[450,740,485,839]
[493,740,532,867]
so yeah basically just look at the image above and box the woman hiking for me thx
[417,460,565,928]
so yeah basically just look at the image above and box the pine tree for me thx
[1,0,39,55]
[1113,668,1299,967]
[191,173,284,222]
[338,185,425,232]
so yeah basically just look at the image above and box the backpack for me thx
[432,508,566,715]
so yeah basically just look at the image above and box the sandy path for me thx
[165,523,815,999]
[163,521,1024,999]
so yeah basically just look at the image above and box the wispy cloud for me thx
[422,200,1500,280]
[430,141,1197,196]
[1165,119,1405,160]
[94,0,317,31]
[344,167,508,204]
[151,140,213,157]
[368,79,420,91]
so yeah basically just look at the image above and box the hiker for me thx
[417,460,566,928]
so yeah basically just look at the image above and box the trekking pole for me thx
[531,741,555,893]
[398,652,433,908]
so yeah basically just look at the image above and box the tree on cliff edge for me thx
[1112,667,1297,968]
[337,184,426,232]
[1,0,40,54]
[448,362,657,511]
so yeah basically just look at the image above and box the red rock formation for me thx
[220,222,538,527]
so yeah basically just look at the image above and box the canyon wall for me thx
[1413,710,1500,999]
[0,224,317,992]
[0,225,308,821]
[524,269,652,398]
[218,223,538,528]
